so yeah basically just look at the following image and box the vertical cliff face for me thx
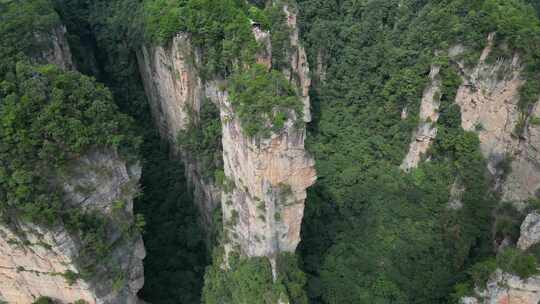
[212,4,316,262]
[454,34,522,177]
[136,5,316,258]
[0,150,145,304]
[282,4,312,123]
[453,34,540,204]
[34,25,75,70]
[401,64,442,171]
[401,33,540,206]
[137,34,221,226]
[205,82,316,260]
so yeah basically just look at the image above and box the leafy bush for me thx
[177,99,223,181]
[0,0,60,75]
[203,252,305,304]
[468,258,497,287]
[0,63,140,225]
[32,297,54,304]
[229,64,302,138]
[497,248,539,279]
[143,0,260,77]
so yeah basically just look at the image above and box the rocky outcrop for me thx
[461,270,540,304]
[0,150,144,304]
[282,4,312,123]
[451,33,540,204]
[205,81,316,262]
[517,212,540,250]
[461,211,540,304]
[401,64,442,171]
[454,33,523,179]
[136,5,316,249]
[34,25,75,70]
[401,33,540,204]
[502,100,540,203]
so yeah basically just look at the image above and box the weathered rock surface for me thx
[450,33,540,203]
[402,33,540,204]
[0,150,145,304]
[517,212,540,250]
[401,64,441,171]
[34,25,75,70]
[136,5,316,258]
[461,270,540,304]
[205,82,316,260]
[454,33,523,178]
[282,4,312,123]
[502,100,540,203]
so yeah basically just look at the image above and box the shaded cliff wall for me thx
[136,33,221,227]
[0,150,145,304]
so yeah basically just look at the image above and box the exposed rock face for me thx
[282,4,312,123]
[451,33,540,204]
[205,82,316,261]
[137,34,221,226]
[462,211,540,304]
[35,25,75,70]
[137,34,203,142]
[461,270,540,304]
[454,33,523,178]
[136,5,315,254]
[0,150,144,304]
[502,100,540,203]
[448,178,465,210]
[402,33,540,204]
[401,64,442,171]
[517,212,540,250]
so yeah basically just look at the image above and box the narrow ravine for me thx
[53,1,210,302]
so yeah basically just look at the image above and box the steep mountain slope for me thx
[297,0,540,303]
[4,0,540,303]
[0,1,145,302]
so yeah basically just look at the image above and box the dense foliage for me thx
[0,0,60,75]
[53,0,211,302]
[135,137,208,303]
[177,98,223,182]
[203,251,307,304]
[6,0,540,303]
[143,0,260,77]
[296,0,540,303]
[229,64,303,137]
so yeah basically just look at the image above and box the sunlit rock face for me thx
[452,33,540,204]
[401,64,442,171]
[136,4,316,263]
[401,32,540,206]
[204,81,316,261]
[0,150,145,304]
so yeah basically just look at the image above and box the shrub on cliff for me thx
[229,64,303,138]
[0,63,140,225]
[142,0,260,77]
